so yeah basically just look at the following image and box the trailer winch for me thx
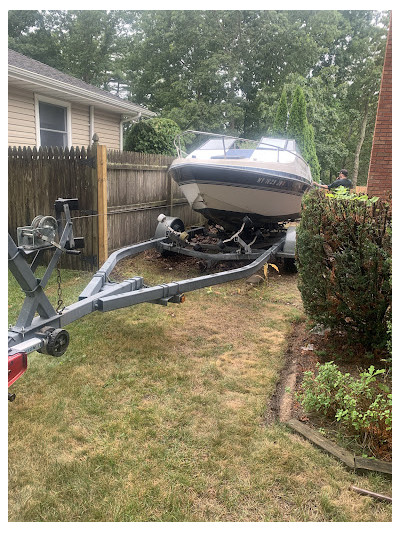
[8,197,296,400]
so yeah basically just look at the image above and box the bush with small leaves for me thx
[296,188,391,350]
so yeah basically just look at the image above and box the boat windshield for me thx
[198,138,236,151]
[174,131,303,163]
[259,138,297,152]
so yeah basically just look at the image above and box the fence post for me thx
[93,134,108,267]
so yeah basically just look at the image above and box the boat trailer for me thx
[8,198,296,400]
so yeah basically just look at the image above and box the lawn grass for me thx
[8,255,392,522]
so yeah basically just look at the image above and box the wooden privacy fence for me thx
[8,145,98,271]
[8,140,204,271]
[107,149,203,253]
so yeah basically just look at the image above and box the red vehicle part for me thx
[8,352,28,387]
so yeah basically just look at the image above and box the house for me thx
[8,49,155,150]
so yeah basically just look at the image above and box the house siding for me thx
[93,108,121,149]
[71,103,90,147]
[8,85,36,146]
[8,86,122,149]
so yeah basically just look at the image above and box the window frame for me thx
[35,94,72,148]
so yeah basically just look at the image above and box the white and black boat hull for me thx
[169,161,312,229]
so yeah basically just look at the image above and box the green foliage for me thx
[297,362,392,439]
[272,89,288,136]
[286,86,321,181]
[303,123,321,182]
[8,10,389,178]
[287,86,307,145]
[124,118,181,155]
[9,11,123,87]
[296,189,391,349]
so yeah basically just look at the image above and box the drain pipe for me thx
[89,106,95,146]
[120,112,142,151]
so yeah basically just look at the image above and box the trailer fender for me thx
[282,226,297,257]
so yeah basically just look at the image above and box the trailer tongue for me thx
[8,198,295,399]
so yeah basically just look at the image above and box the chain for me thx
[56,263,65,314]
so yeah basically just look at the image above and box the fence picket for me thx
[8,144,204,270]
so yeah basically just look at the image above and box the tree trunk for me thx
[352,99,369,188]
[342,122,354,169]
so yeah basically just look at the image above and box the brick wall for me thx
[367,15,392,200]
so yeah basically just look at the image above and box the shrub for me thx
[296,188,391,349]
[124,118,181,155]
[297,362,392,449]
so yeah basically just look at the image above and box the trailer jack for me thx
[8,200,294,399]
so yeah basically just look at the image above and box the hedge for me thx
[296,188,391,350]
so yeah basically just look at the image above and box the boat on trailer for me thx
[169,130,313,230]
[9,136,310,392]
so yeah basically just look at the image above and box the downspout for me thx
[89,106,95,145]
[120,112,142,151]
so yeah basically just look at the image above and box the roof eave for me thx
[8,65,156,117]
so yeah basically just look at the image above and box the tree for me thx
[287,86,320,181]
[123,11,347,137]
[8,10,124,89]
[8,10,63,68]
[287,86,308,151]
[8,9,389,181]
[273,89,288,136]
[303,123,321,182]
[124,118,181,155]
[314,10,388,185]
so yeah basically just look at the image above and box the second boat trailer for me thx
[8,198,297,398]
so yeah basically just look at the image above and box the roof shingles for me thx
[8,48,152,112]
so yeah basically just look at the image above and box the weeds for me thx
[296,362,392,457]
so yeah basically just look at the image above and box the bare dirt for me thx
[264,320,317,424]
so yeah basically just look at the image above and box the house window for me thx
[35,96,71,148]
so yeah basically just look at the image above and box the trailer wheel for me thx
[46,328,70,357]
[283,257,297,273]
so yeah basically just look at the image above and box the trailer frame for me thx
[8,198,295,394]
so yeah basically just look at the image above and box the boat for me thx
[168,130,313,231]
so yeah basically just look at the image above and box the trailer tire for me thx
[283,257,297,273]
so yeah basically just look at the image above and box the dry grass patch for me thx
[9,258,392,522]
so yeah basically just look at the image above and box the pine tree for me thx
[273,89,288,136]
[287,86,308,152]
[304,123,321,181]
[287,86,320,181]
